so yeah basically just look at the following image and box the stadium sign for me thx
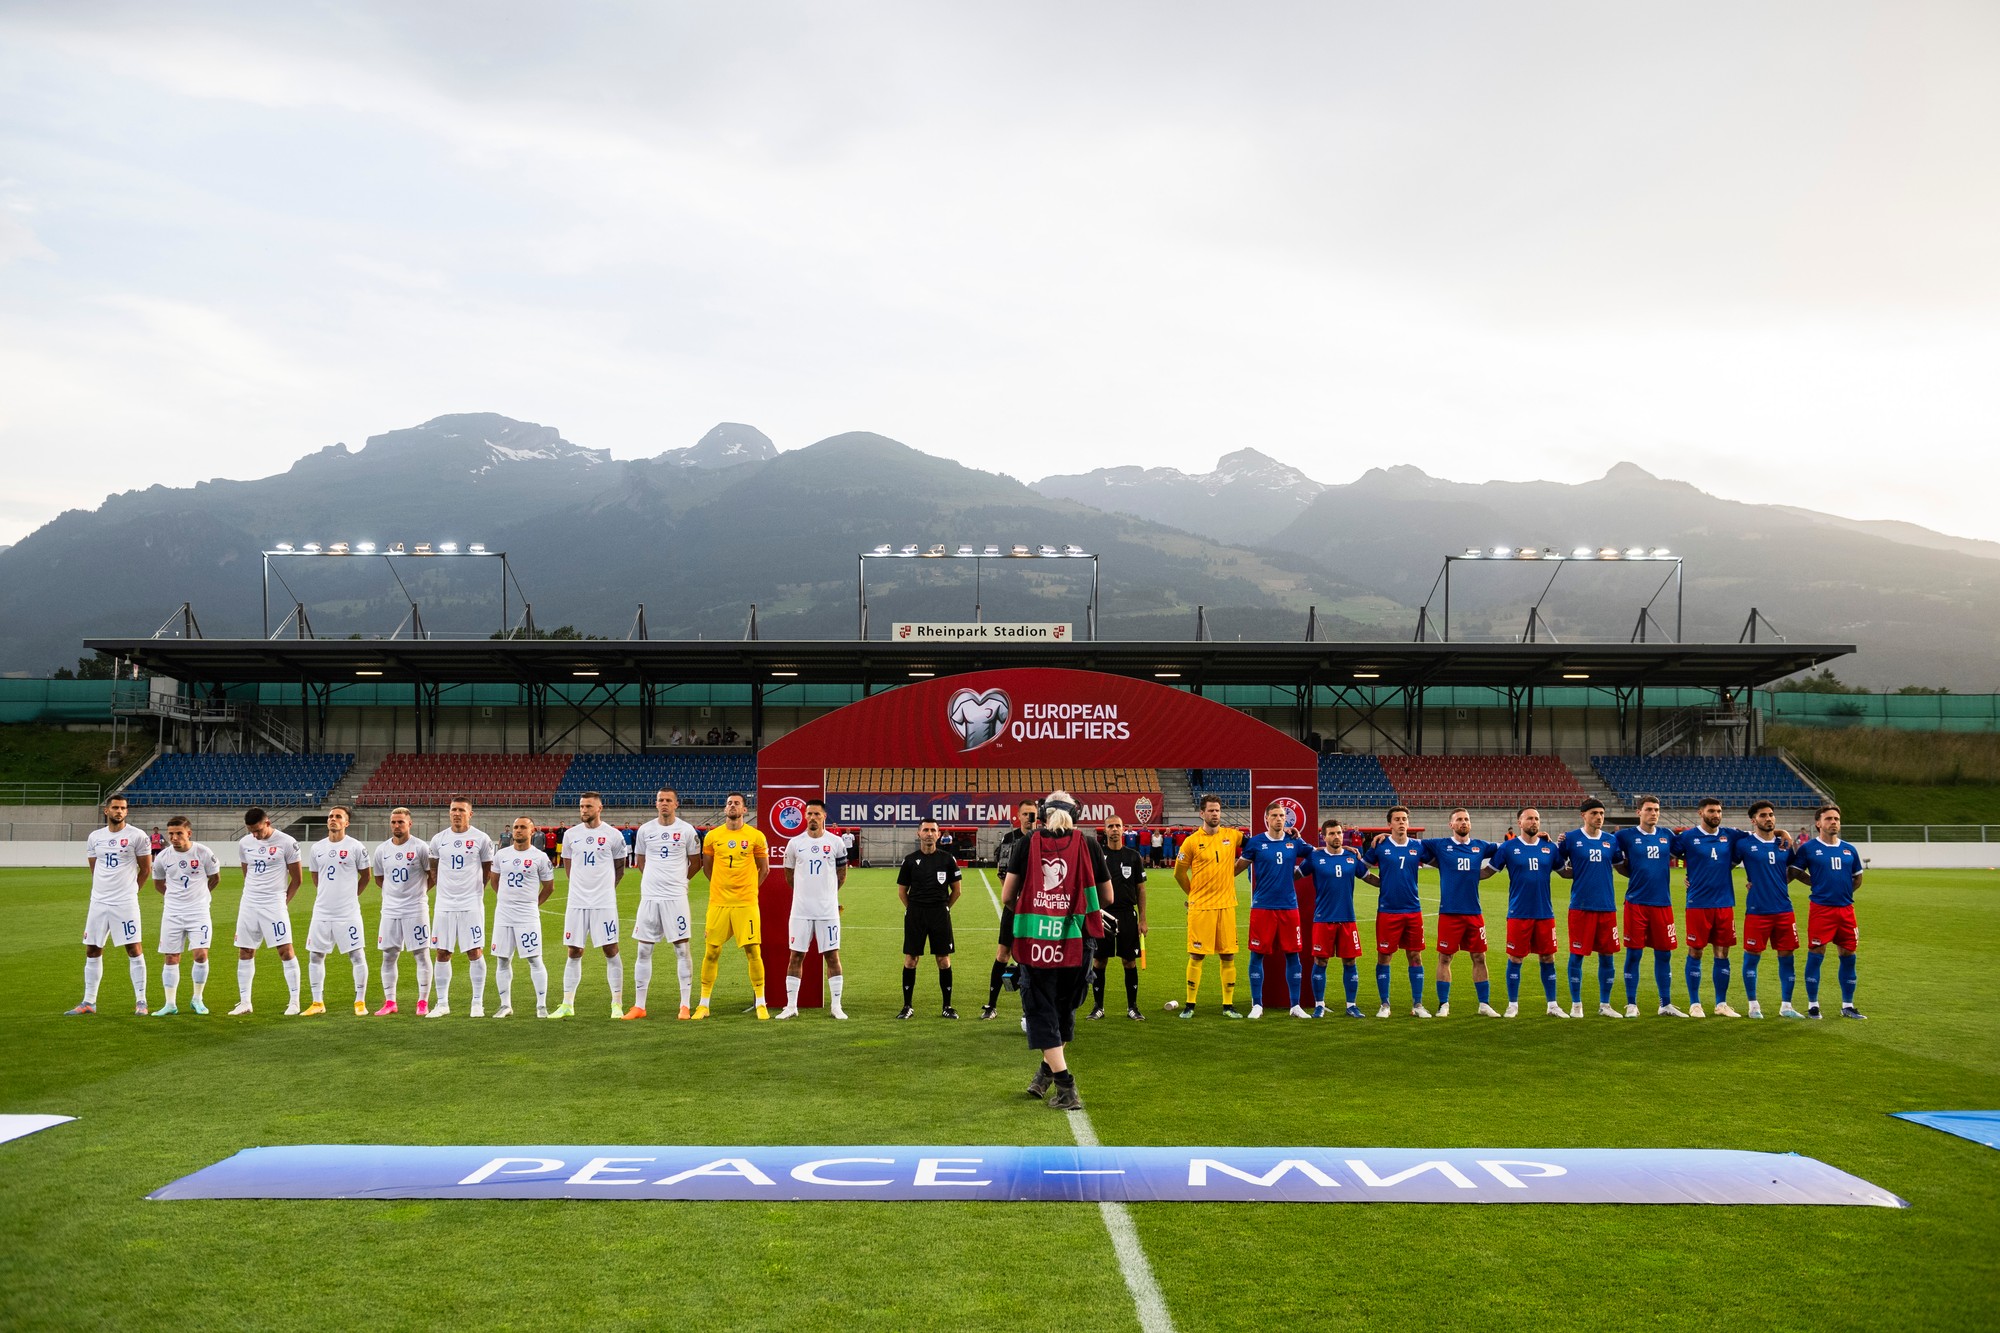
[151,1144,1905,1206]
[896,622,1072,642]
[827,791,1164,826]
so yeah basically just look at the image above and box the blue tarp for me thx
[1893,1111,2000,1151]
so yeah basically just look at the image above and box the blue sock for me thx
[1475,977,1491,1006]
[1742,952,1760,1001]
[1311,961,1327,1006]
[1505,960,1522,1003]
[1407,963,1425,1007]
[1285,954,1302,1008]
[1838,953,1857,1004]
[1248,954,1264,1006]
[1685,954,1702,1004]
[1713,955,1731,1004]
[1343,962,1358,1005]
[1567,954,1584,1003]
[1623,948,1643,1004]
[1437,974,1452,1007]
[1540,959,1557,1001]
[1597,956,1615,1004]
[1375,963,1391,1003]
[1654,951,1674,1006]
[1805,951,1824,1002]
[1779,952,1796,1002]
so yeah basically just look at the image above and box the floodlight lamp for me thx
[302,542,322,553]
[413,543,432,554]
[1354,671,1381,679]
[468,543,486,553]
[356,669,383,677]
[924,544,946,557]
[1563,672,1591,680]
[1598,546,1620,559]
[439,542,460,553]
[355,542,376,553]
[870,543,892,555]
[1038,544,1058,556]
[1462,547,1482,558]
[1516,545,1541,559]
[983,544,1000,557]
[898,544,918,556]
[1010,544,1031,557]
[1625,546,1646,558]
[1572,546,1594,559]
[956,544,974,556]
[328,542,350,554]
[1491,546,1512,558]
[1651,547,1671,558]
[389,542,406,554]
[1063,544,1085,556]
[274,542,294,552]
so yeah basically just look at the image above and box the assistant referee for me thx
[897,818,962,1019]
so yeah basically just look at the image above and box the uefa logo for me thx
[1274,797,1307,832]
[772,797,808,834]
[1133,796,1155,824]
[946,687,1011,751]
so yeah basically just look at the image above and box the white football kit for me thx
[153,843,220,953]
[235,830,302,949]
[560,823,627,949]
[783,832,847,953]
[370,836,433,952]
[83,825,149,948]
[632,817,699,944]
[491,845,555,958]
[304,835,370,955]
[429,827,495,954]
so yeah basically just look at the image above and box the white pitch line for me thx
[984,869,1173,1331]
[1067,1109,1175,1333]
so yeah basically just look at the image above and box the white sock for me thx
[83,955,104,1004]
[495,956,513,1004]
[606,955,623,1008]
[309,954,327,1002]
[381,948,399,1003]
[786,975,801,1010]
[417,952,433,1004]
[634,942,654,1009]
[349,949,369,1003]
[563,954,581,1003]
[190,960,208,998]
[281,956,300,1004]
[129,954,148,1005]
[162,962,180,1004]
[434,959,453,1005]
[829,974,845,1009]
[675,941,694,1007]
[529,955,549,1006]
[469,956,487,1005]
[238,957,255,1002]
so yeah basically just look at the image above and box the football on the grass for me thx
[1163,999,1180,1011]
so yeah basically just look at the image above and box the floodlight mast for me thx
[260,544,523,639]
[1416,548,1683,643]
[856,544,1099,641]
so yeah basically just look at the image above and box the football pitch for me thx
[3,864,1996,1331]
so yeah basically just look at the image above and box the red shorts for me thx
[1622,902,1678,952]
[1435,913,1488,956]
[1247,907,1301,956]
[1312,921,1361,960]
[1807,904,1859,952]
[1567,908,1619,956]
[1375,911,1426,956]
[1743,912,1799,953]
[1685,906,1737,950]
[1505,917,1557,960]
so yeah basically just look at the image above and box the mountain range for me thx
[2,413,1994,690]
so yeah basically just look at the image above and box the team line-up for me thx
[64,788,1867,1024]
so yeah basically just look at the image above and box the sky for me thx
[2,1,1997,546]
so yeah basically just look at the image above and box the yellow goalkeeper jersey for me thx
[702,825,768,907]
[1176,826,1243,910]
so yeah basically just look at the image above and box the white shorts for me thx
[564,905,620,950]
[788,915,841,954]
[82,902,144,949]
[234,902,294,950]
[376,912,431,953]
[157,911,214,954]
[307,911,368,956]
[431,908,487,955]
[633,896,693,944]
[490,915,546,959]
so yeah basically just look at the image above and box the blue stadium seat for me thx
[121,753,355,808]
[558,752,758,805]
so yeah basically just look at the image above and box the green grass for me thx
[0,724,120,790]
[1816,779,2000,828]
[3,863,1997,1331]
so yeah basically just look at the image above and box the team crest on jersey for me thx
[936,870,947,883]
[773,797,808,833]
[1133,796,1155,824]
[946,687,1011,751]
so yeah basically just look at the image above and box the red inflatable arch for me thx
[752,668,1318,1009]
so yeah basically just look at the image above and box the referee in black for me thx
[1090,816,1148,1020]
[897,818,962,1019]
[981,799,1040,1019]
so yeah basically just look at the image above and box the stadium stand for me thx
[1375,755,1588,808]
[1184,768,1250,800]
[1590,755,1824,807]
[1318,754,1397,806]
[827,767,1158,793]
[121,752,354,807]
[560,752,758,805]
[357,753,573,807]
